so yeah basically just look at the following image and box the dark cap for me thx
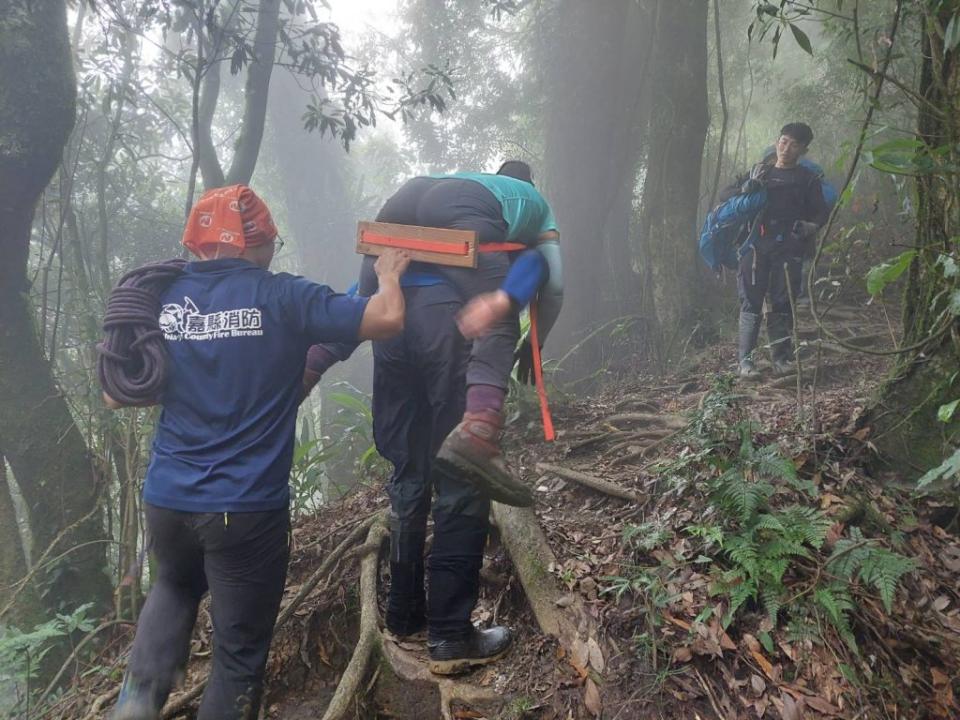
[496,160,534,184]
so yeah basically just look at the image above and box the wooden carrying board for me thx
[356,221,478,268]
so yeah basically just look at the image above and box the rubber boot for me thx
[427,512,510,674]
[766,312,795,376]
[428,626,513,675]
[109,673,169,720]
[385,524,427,641]
[434,410,533,507]
[738,311,762,378]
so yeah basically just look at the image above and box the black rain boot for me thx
[385,524,427,640]
[738,311,762,377]
[109,673,170,720]
[428,626,513,675]
[427,512,510,674]
[766,312,795,376]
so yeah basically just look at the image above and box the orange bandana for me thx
[182,185,277,257]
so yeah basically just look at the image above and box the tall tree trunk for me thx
[0,457,40,627]
[0,0,110,614]
[539,0,653,373]
[636,0,710,346]
[870,6,960,477]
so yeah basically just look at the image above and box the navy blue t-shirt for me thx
[143,258,369,512]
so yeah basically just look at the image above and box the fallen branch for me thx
[491,504,592,650]
[39,619,134,708]
[536,463,643,503]
[321,520,389,720]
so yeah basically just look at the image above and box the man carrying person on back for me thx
[302,161,562,672]
[104,185,409,720]
[737,122,830,377]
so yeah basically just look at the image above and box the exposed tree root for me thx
[603,412,685,428]
[321,519,389,720]
[155,514,383,718]
[491,504,594,651]
[537,462,644,503]
[322,517,504,720]
[380,639,502,720]
[610,428,684,467]
[603,428,676,456]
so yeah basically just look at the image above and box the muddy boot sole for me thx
[432,450,534,507]
[427,644,511,676]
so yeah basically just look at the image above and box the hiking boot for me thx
[738,358,760,378]
[109,675,166,720]
[427,626,512,675]
[770,359,796,377]
[434,410,534,507]
[766,312,795,372]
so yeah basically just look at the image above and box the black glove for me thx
[515,339,536,385]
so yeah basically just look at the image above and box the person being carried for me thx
[736,122,830,377]
[304,160,563,503]
[104,185,409,720]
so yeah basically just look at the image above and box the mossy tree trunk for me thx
[869,4,960,478]
[636,0,710,346]
[0,0,111,615]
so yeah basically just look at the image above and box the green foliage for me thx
[622,521,673,553]
[0,604,95,714]
[679,391,916,650]
[289,385,388,514]
[865,250,916,296]
[827,528,916,614]
[917,447,960,490]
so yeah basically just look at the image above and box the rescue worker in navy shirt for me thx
[104,185,410,720]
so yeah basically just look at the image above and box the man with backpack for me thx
[732,123,831,376]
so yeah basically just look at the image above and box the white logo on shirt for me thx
[160,296,263,341]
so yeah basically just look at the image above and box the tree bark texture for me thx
[870,7,960,477]
[0,0,110,613]
[539,0,653,371]
[636,0,710,341]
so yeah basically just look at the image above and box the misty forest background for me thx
[2,0,960,717]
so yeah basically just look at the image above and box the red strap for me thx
[479,242,527,253]
[362,232,470,256]
[528,301,555,442]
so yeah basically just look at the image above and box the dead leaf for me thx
[673,646,693,663]
[555,593,576,608]
[664,612,692,631]
[780,691,805,720]
[933,595,951,612]
[587,637,605,673]
[572,638,589,669]
[750,674,766,696]
[584,678,602,717]
[803,695,842,716]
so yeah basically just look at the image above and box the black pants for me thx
[372,286,491,639]
[737,245,802,315]
[126,504,289,719]
[375,177,521,391]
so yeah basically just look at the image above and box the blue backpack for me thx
[698,157,837,272]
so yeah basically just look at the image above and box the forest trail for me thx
[60,301,960,719]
